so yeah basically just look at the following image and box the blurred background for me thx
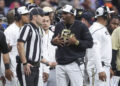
[1,0,119,16]
[0,0,119,29]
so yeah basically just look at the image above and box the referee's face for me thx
[36,15,43,26]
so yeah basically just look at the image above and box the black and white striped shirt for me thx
[18,22,43,62]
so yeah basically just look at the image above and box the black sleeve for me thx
[0,32,9,54]
[111,49,118,71]
[51,23,61,46]
[78,23,93,49]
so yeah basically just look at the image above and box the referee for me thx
[17,7,44,86]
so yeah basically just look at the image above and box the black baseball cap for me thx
[81,11,95,25]
[30,7,45,16]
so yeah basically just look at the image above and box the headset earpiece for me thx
[15,8,21,21]
[96,11,99,15]
[103,6,108,19]
[71,8,74,14]
[70,8,76,16]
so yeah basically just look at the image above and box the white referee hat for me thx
[17,6,29,15]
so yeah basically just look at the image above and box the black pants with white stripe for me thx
[17,64,39,86]
[24,67,39,86]
[17,63,23,86]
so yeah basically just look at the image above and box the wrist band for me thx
[23,62,27,65]
[45,62,49,66]
[5,63,10,70]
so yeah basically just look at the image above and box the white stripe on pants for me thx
[56,62,84,86]
[21,64,39,86]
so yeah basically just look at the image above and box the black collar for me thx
[30,22,39,30]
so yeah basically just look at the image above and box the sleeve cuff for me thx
[17,39,26,43]
[2,50,9,54]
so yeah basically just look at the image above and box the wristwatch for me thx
[23,62,28,66]
[75,40,79,45]
[45,61,49,66]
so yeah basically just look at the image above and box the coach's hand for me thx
[52,34,64,47]
[99,71,106,81]
[23,63,33,76]
[5,69,13,81]
[66,34,79,46]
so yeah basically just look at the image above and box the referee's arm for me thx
[17,25,31,64]
[17,40,33,75]
[17,42,27,64]
[17,25,32,75]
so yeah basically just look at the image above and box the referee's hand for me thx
[23,63,33,76]
[99,71,106,81]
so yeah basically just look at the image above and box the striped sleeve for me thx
[18,25,32,43]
